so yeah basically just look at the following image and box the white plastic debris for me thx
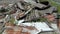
[18,19,25,25]
[21,22,53,32]
[34,22,53,31]
[50,23,58,30]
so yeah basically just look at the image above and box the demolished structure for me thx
[0,0,58,34]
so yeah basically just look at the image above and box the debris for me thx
[16,2,25,10]
[0,0,57,22]
[38,6,56,14]
[0,0,57,34]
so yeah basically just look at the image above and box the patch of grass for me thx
[40,0,60,13]
[47,0,60,13]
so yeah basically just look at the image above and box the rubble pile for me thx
[0,0,57,22]
[2,22,39,34]
[0,0,58,34]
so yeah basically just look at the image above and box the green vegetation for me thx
[40,0,60,13]
[38,17,47,22]
[9,16,15,24]
[47,0,60,13]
